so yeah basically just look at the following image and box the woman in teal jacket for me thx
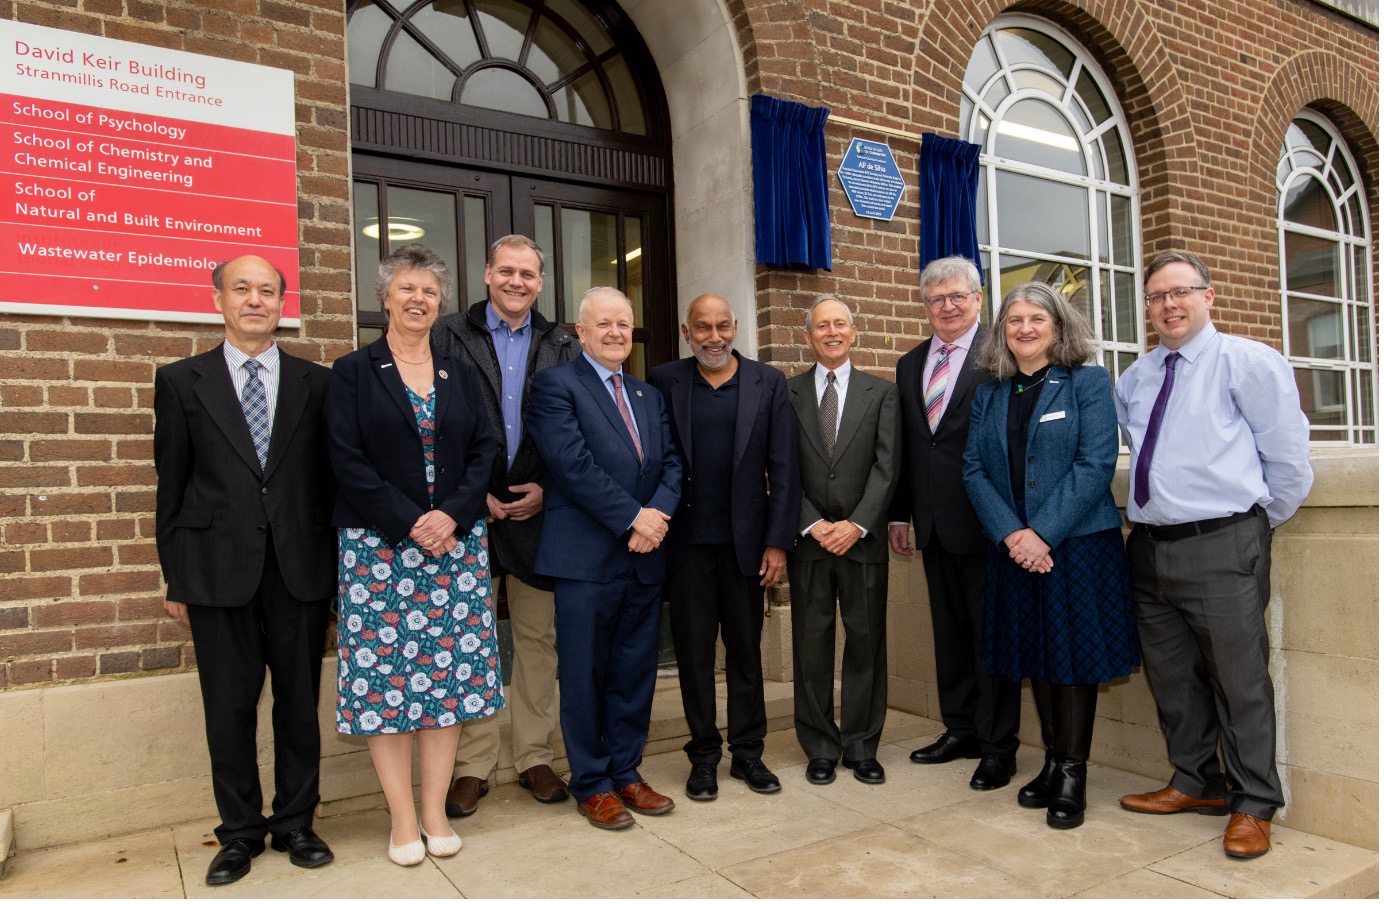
[962,281,1138,831]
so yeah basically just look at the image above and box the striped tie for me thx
[924,344,955,433]
[610,373,643,462]
[240,359,270,470]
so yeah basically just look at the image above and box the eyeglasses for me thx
[924,291,975,309]
[1143,285,1208,306]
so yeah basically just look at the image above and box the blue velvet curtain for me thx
[750,94,833,270]
[918,133,984,282]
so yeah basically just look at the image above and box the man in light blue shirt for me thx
[1114,251,1312,861]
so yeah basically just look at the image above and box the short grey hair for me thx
[212,258,287,296]
[487,234,546,273]
[805,294,855,329]
[976,281,1098,380]
[577,286,633,323]
[377,243,453,311]
[920,255,982,295]
[1143,251,1212,288]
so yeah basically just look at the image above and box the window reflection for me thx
[995,170,1088,258]
[563,209,619,317]
[460,67,550,119]
[385,31,456,100]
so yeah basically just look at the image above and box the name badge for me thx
[1039,410,1066,423]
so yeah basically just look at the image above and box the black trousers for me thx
[920,539,1020,755]
[788,554,888,761]
[668,544,767,764]
[186,538,331,845]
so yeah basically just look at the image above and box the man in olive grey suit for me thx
[787,295,901,786]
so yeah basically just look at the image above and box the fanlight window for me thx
[960,16,1142,382]
[348,0,648,135]
[1277,111,1375,444]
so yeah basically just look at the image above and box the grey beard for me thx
[693,346,733,370]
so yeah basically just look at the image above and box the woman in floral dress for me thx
[326,243,502,865]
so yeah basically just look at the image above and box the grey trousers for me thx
[1127,509,1283,819]
[788,555,888,762]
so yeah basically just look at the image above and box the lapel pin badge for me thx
[439,370,448,379]
[381,362,394,369]
[636,390,643,397]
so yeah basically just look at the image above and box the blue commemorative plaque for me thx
[836,137,905,221]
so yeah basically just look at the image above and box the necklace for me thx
[1014,365,1050,394]
[388,339,432,366]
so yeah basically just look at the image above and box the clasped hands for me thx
[1004,527,1052,573]
[809,520,863,556]
[628,507,671,553]
[485,483,543,522]
[412,509,459,558]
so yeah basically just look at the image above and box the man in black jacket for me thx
[887,255,1020,792]
[648,294,800,802]
[154,255,336,886]
[432,235,580,815]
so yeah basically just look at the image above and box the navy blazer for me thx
[326,336,496,547]
[647,352,801,578]
[962,364,1123,549]
[527,356,682,585]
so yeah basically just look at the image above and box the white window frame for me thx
[1276,109,1376,446]
[959,14,1143,382]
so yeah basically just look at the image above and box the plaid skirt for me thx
[982,527,1140,685]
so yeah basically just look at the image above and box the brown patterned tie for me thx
[819,370,838,460]
[610,372,643,462]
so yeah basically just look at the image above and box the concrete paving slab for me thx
[0,828,181,898]
[444,776,574,840]
[894,783,1205,896]
[1072,867,1228,898]
[431,808,705,897]
[633,749,878,869]
[184,854,459,899]
[631,871,754,898]
[720,823,1038,897]
[799,741,978,822]
[1149,823,1380,898]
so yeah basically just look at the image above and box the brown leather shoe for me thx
[1224,812,1272,858]
[444,776,488,818]
[617,780,675,815]
[1120,784,1227,816]
[578,791,635,830]
[518,764,569,803]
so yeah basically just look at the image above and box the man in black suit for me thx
[432,235,579,816]
[154,255,336,886]
[788,295,900,786]
[648,294,801,802]
[887,255,1020,791]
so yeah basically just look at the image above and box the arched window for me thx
[348,0,649,135]
[960,15,1141,380]
[1277,111,1375,444]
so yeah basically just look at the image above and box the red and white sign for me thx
[0,20,299,325]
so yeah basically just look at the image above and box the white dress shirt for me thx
[223,341,280,430]
[1114,323,1313,528]
[921,319,980,419]
[805,358,866,538]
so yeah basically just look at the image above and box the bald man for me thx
[154,256,336,885]
[648,295,800,801]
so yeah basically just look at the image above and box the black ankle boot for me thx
[1046,758,1087,829]
[1017,681,1057,809]
[1045,683,1097,829]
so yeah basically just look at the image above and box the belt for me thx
[1136,505,1263,542]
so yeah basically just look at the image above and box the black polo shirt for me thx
[688,368,739,544]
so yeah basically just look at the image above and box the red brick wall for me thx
[729,0,1378,374]
[0,0,353,689]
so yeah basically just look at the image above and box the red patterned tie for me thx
[610,372,643,462]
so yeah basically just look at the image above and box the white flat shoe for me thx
[420,822,462,857]
[387,833,426,867]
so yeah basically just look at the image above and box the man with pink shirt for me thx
[888,256,1021,792]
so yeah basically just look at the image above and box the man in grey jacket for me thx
[432,234,580,815]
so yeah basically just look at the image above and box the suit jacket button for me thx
[829,473,836,480]
[256,525,267,534]
[1028,480,1037,488]
[261,487,269,495]
[1028,455,1036,463]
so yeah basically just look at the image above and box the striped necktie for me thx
[240,359,270,470]
[924,344,955,432]
[610,372,643,462]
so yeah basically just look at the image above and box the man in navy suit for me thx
[527,286,683,830]
[648,294,800,802]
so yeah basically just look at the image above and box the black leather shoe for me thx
[270,826,334,869]
[910,732,981,764]
[686,762,718,801]
[842,757,886,784]
[970,753,1018,790]
[205,839,261,886]
[730,758,782,794]
[1046,759,1087,829]
[805,757,837,785]
[1017,751,1060,809]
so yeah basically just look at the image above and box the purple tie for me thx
[610,372,643,462]
[1133,352,1180,508]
